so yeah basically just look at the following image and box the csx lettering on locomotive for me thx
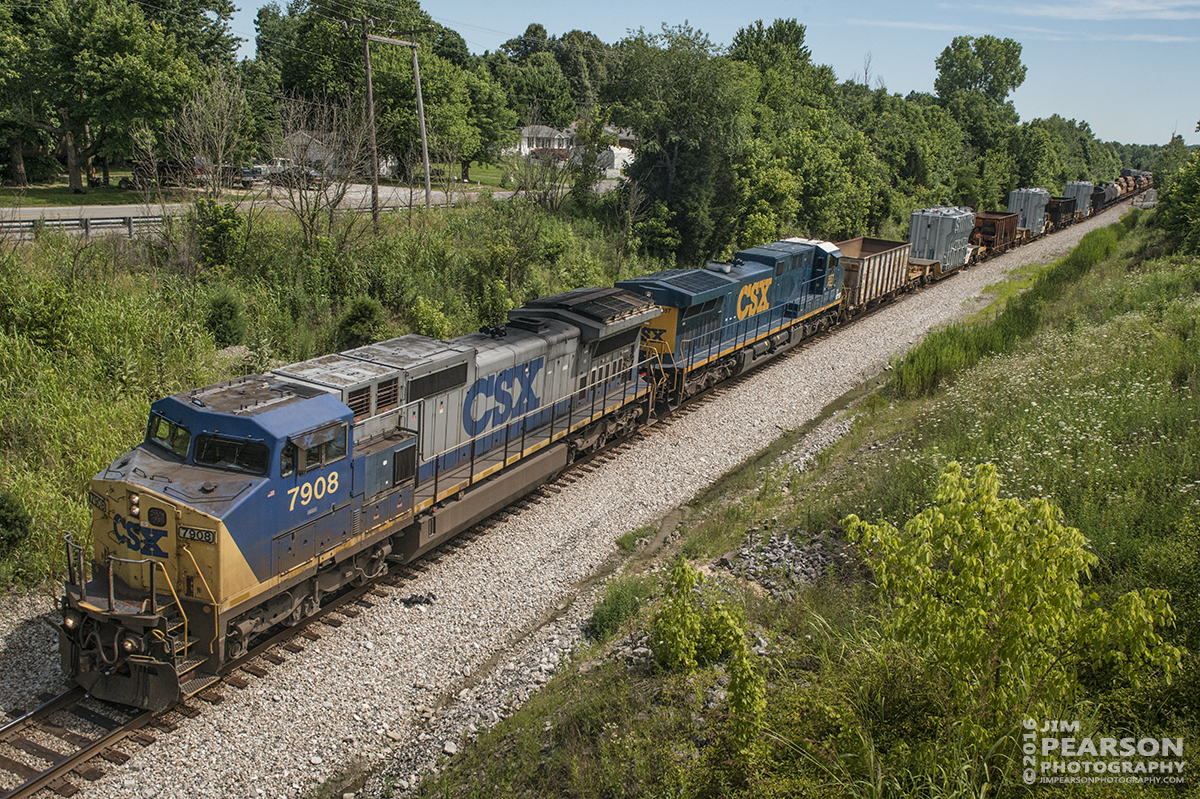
[112,513,169,558]
[737,278,772,320]
[462,357,545,435]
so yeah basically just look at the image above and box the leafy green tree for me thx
[494,51,576,129]
[608,25,759,263]
[934,35,1027,104]
[254,1,302,67]
[1155,133,1192,194]
[456,66,518,181]
[0,3,31,185]
[500,23,549,64]
[567,106,616,208]
[28,0,196,192]
[433,28,471,68]
[551,30,611,108]
[846,462,1181,731]
[729,18,812,76]
[136,0,239,67]
[1157,150,1200,253]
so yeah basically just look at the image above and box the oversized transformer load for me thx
[909,206,975,273]
[1007,188,1050,236]
[1064,181,1094,219]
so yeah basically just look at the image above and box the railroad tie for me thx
[197,690,223,705]
[48,777,80,797]
[11,736,68,763]
[99,748,130,765]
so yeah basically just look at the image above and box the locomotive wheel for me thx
[227,633,248,660]
[286,595,318,626]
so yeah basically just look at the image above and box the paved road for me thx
[0,182,514,222]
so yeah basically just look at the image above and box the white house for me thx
[512,124,637,178]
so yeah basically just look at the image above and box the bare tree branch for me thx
[271,93,372,248]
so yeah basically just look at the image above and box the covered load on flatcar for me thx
[909,206,975,273]
[1007,188,1050,236]
[1065,181,1094,219]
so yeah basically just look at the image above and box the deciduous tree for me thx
[608,25,759,263]
[934,35,1027,104]
[29,0,196,192]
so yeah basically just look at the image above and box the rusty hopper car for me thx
[1047,197,1076,231]
[836,237,913,312]
[970,211,1019,255]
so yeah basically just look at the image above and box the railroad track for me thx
[0,689,160,799]
[11,198,1132,797]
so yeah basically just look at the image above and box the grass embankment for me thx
[0,198,666,587]
[409,211,1200,799]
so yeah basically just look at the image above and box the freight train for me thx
[57,183,1141,711]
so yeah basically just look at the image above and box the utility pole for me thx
[353,21,436,215]
[360,18,380,228]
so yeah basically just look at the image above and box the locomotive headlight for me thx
[64,611,81,630]
[121,636,142,653]
[129,493,139,506]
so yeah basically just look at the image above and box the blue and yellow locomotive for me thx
[59,287,661,711]
[618,238,843,403]
[59,238,850,711]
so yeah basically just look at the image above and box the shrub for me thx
[205,285,247,348]
[335,295,387,350]
[189,199,246,273]
[0,491,32,556]
[409,295,450,340]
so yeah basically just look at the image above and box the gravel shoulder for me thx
[0,204,1129,798]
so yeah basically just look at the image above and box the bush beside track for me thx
[409,210,1200,799]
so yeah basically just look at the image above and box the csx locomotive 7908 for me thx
[56,205,1125,709]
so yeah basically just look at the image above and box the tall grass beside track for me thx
[0,200,669,589]
[412,210,1200,799]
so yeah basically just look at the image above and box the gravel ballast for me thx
[0,206,1129,797]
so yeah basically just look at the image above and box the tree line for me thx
[0,0,1177,263]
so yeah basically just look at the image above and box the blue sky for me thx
[227,0,1199,146]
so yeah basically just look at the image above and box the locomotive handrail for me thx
[63,531,191,655]
[180,545,217,653]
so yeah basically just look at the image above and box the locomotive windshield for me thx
[147,414,192,459]
[193,434,270,475]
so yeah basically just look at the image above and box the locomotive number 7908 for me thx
[287,471,340,511]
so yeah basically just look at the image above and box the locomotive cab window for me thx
[148,414,191,460]
[280,444,296,478]
[300,424,347,473]
[194,435,270,475]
